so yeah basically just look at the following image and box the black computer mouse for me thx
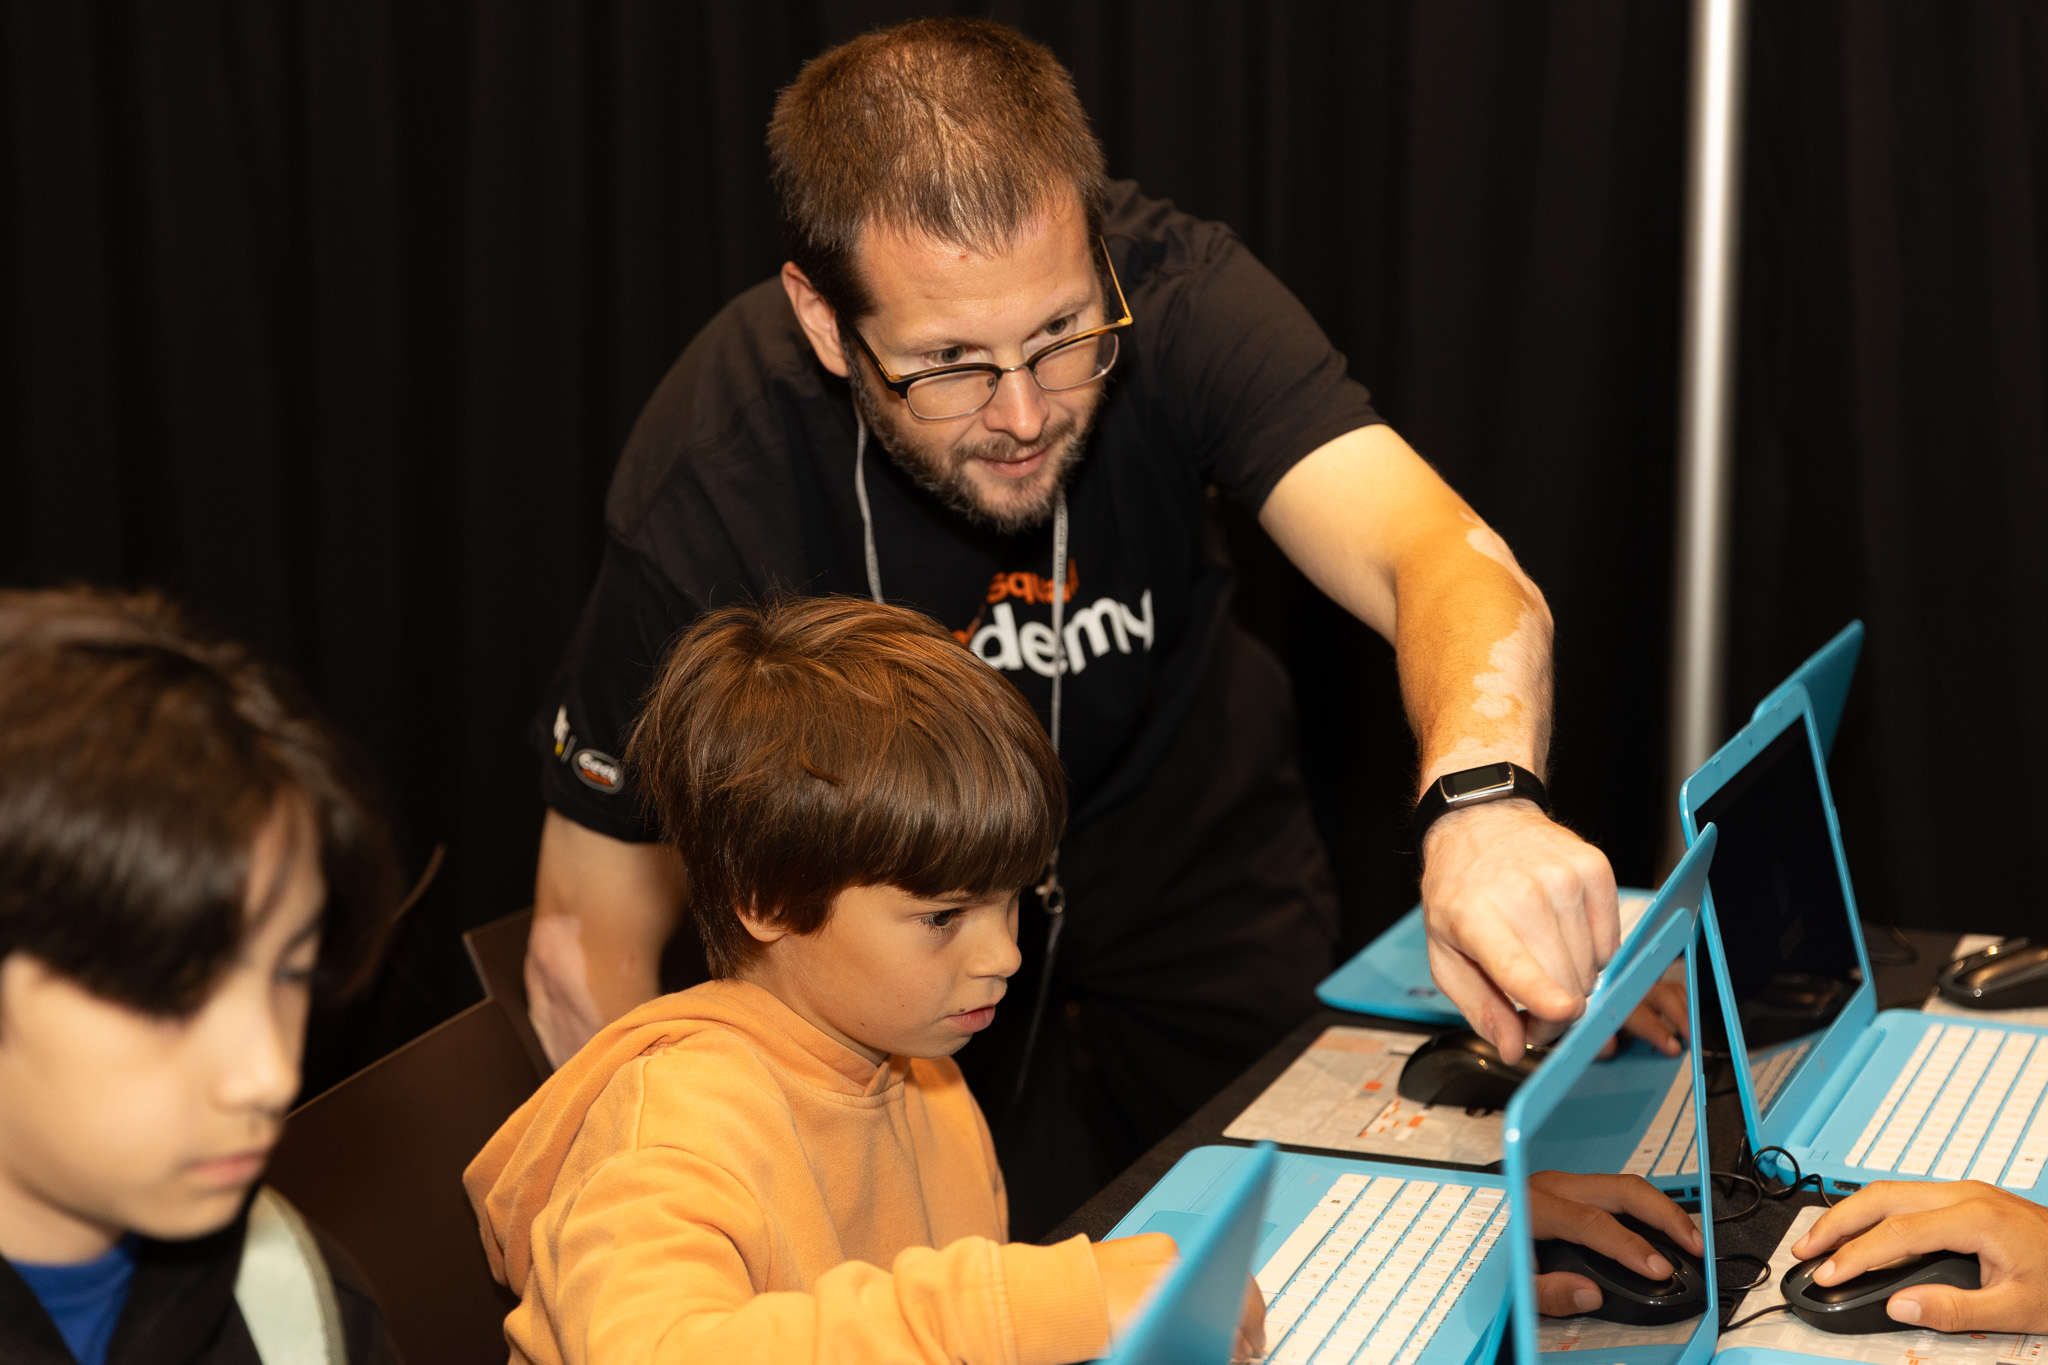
[1535,1213,1707,1326]
[1781,1250,1981,1334]
[1938,938,2048,1010]
[1396,1029,1543,1109]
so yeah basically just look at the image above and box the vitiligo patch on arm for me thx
[1463,526,1543,604]
[1470,608,1547,723]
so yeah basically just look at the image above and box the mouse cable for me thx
[1752,1147,1840,1208]
[1723,1302,1791,1332]
[1709,1169,1764,1223]
[1714,1252,1772,1292]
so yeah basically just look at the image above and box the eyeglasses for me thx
[849,237,1133,421]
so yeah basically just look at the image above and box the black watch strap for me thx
[1410,762,1550,848]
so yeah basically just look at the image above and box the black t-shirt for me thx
[538,181,1380,841]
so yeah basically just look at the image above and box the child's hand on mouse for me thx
[1791,1180,2048,1334]
[1094,1233,1179,1342]
[1528,1171,1705,1316]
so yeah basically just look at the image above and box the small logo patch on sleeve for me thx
[572,748,624,793]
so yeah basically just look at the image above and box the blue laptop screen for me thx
[1692,713,1862,1077]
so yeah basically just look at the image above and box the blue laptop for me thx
[1110,838,1724,1365]
[1682,684,2048,1199]
[1503,830,1720,1365]
[1749,620,1861,760]
[1108,1142,1278,1364]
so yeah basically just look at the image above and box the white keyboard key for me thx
[1259,1223,1331,1295]
[1847,1026,1942,1166]
[1868,1027,1973,1170]
[1972,1049,2048,1182]
[1626,1068,1695,1175]
[1901,1031,2004,1173]
[1936,1034,2035,1177]
[2005,1101,2048,1190]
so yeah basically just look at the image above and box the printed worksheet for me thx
[1718,1205,2046,1365]
[1924,935,2048,1029]
[1222,1026,1504,1166]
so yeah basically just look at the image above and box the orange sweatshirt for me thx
[464,979,1111,1365]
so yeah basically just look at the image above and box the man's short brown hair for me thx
[0,587,400,1016]
[628,595,1065,978]
[767,17,1109,322]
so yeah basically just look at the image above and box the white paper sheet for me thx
[1222,1025,1504,1165]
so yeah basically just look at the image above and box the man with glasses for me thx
[527,18,1622,1236]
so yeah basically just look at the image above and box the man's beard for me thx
[846,360,1097,535]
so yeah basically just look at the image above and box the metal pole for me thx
[1665,0,1749,868]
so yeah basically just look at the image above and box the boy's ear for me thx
[733,902,790,946]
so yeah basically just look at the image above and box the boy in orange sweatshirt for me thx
[466,595,1232,1364]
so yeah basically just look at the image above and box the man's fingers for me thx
[1582,855,1622,962]
[1436,911,1581,1027]
[1528,859,1599,997]
[1428,940,1527,1056]
[1536,1271,1604,1317]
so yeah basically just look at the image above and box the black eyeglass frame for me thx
[847,237,1133,421]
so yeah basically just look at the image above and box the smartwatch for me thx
[1410,762,1550,849]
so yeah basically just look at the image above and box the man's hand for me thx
[1791,1180,2048,1334]
[1528,1172,1704,1318]
[1421,800,1620,1058]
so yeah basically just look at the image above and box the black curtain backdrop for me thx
[4,2,2042,1088]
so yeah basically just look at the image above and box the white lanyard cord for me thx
[851,412,1069,1108]
[854,415,885,605]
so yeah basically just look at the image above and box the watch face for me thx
[1444,763,1516,801]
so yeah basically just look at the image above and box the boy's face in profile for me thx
[0,803,325,1264]
[739,885,1023,1065]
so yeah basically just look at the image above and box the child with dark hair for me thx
[467,595,1245,1364]
[0,587,402,1365]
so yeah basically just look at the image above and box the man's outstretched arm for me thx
[1260,423,1618,1056]
[527,809,686,1067]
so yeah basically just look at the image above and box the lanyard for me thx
[855,413,1069,1105]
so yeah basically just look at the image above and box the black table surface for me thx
[1046,925,1965,1305]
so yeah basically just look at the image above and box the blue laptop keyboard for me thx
[1841,1023,2048,1186]
[1254,1173,1507,1365]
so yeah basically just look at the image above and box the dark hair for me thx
[767,17,1110,322]
[628,595,1065,978]
[0,587,401,1016]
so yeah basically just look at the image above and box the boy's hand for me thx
[1094,1233,1178,1341]
[1233,1273,1266,1362]
[1528,1171,1704,1316]
[1600,980,1691,1059]
[1791,1180,2048,1333]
